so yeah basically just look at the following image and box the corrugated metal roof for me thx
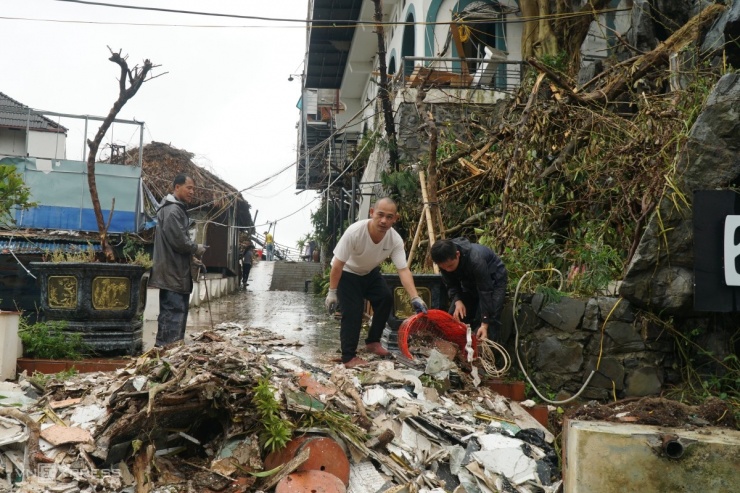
[0,91,67,133]
[306,0,363,89]
[0,237,102,255]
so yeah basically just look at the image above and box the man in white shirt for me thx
[325,197,427,368]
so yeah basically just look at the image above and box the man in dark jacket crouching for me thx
[148,174,207,346]
[430,237,507,341]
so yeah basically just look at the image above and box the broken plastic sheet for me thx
[347,460,391,493]
[0,381,40,409]
[0,416,27,447]
[425,349,458,378]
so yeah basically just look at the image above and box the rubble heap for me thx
[2,323,561,493]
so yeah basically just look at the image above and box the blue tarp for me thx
[1,157,144,233]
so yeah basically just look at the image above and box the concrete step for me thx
[270,261,324,292]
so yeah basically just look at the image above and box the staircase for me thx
[270,261,324,292]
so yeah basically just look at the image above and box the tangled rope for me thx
[476,338,511,378]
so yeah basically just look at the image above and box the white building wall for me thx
[0,129,66,160]
[0,129,26,157]
[336,97,363,135]
[27,130,66,159]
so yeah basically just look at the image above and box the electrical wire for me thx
[20,2,631,29]
[513,268,596,405]
[477,338,511,378]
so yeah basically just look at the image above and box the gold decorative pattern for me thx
[394,287,432,318]
[48,276,78,308]
[92,276,131,310]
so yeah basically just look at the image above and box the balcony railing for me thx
[392,56,527,94]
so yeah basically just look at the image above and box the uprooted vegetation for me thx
[399,6,729,294]
[363,5,738,415]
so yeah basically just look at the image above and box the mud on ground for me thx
[565,396,737,429]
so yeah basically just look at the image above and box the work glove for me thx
[195,244,207,257]
[325,288,338,313]
[410,296,428,314]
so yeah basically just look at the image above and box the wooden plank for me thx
[406,208,427,267]
[408,66,473,88]
[458,157,483,176]
[471,141,494,162]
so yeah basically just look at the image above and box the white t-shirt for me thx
[332,219,408,275]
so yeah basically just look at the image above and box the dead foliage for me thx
[122,141,251,225]
[568,396,737,429]
[404,5,727,296]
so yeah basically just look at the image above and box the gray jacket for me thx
[148,194,199,294]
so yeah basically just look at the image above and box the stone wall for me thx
[395,99,508,164]
[501,294,679,399]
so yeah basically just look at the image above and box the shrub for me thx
[19,319,91,360]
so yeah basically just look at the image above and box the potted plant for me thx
[16,318,131,375]
[30,49,157,356]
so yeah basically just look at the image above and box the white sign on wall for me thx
[723,215,740,286]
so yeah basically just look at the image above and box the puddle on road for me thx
[186,262,340,365]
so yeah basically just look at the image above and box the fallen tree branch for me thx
[259,447,310,491]
[0,408,42,475]
[501,72,545,219]
[578,4,725,105]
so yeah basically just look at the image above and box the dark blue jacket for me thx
[440,237,507,324]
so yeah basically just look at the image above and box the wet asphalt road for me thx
[184,261,341,365]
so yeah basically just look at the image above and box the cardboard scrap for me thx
[49,398,82,410]
[40,425,93,446]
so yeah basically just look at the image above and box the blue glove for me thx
[410,296,428,314]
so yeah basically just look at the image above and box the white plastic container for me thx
[0,312,21,381]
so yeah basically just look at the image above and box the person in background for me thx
[430,237,507,341]
[325,197,427,368]
[241,239,254,288]
[306,239,317,262]
[264,230,275,261]
[148,174,207,347]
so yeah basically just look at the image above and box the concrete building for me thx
[296,0,631,218]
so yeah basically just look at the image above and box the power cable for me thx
[513,268,596,405]
[41,1,630,28]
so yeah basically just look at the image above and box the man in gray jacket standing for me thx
[148,174,207,346]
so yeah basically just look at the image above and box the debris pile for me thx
[570,396,737,429]
[1,323,561,492]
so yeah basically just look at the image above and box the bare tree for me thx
[372,0,400,172]
[87,48,155,261]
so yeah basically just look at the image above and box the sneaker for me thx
[343,357,369,368]
[365,342,390,356]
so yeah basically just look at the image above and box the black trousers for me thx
[156,289,190,346]
[338,267,392,363]
[242,264,251,285]
[449,285,506,339]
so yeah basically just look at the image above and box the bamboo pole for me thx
[406,207,427,267]
[419,171,439,274]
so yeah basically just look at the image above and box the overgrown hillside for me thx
[395,5,728,296]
